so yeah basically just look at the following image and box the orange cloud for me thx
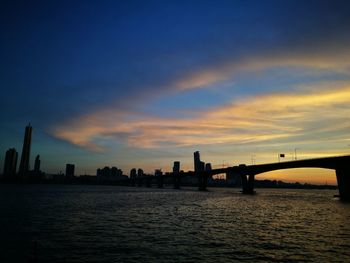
[51,84,350,156]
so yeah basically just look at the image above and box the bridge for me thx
[129,155,350,201]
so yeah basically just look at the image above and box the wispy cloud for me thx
[51,83,350,154]
[174,49,350,90]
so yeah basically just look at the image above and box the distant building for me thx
[137,168,144,177]
[66,164,75,178]
[3,148,18,177]
[173,161,180,173]
[19,124,32,177]
[97,166,123,177]
[194,151,205,172]
[154,169,163,176]
[96,166,125,183]
[111,166,123,177]
[101,166,111,176]
[130,168,137,179]
[34,155,41,173]
[205,163,212,171]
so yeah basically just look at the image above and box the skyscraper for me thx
[130,168,137,178]
[137,168,144,177]
[194,151,200,171]
[34,155,41,173]
[66,164,75,178]
[194,151,204,172]
[173,161,180,173]
[3,148,18,177]
[19,123,32,177]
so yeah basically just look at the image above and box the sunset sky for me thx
[1,0,350,184]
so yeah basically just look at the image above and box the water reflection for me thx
[0,185,349,262]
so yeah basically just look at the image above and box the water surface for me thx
[0,185,349,262]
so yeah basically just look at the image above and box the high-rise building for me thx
[173,161,180,173]
[194,151,200,171]
[130,168,137,178]
[137,168,144,177]
[194,151,204,172]
[34,155,41,173]
[66,164,75,178]
[205,163,212,171]
[3,148,18,177]
[19,123,32,177]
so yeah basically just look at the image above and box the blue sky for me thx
[1,0,350,183]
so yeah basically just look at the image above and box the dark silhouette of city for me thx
[1,124,350,200]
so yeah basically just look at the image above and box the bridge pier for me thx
[336,168,350,201]
[198,174,208,191]
[241,174,255,194]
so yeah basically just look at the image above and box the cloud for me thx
[3,0,350,131]
[51,83,350,154]
[31,1,350,156]
[174,47,350,91]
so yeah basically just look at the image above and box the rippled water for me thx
[0,185,350,262]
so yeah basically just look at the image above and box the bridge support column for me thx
[336,168,350,201]
[173,176,180,189]
[241,174,255,194]
[198,174,208,191]
[157,176,164,188]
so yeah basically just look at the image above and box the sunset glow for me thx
[1,1,350,183]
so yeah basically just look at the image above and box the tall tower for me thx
[34,155,41,173]
[173,161,180,173]
[130,168,137,178]
[194,151,204,172]
[194,151,200,171]
[19,123,32,177]
[65,164,75,178]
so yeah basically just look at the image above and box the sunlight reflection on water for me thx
[0,185,349,262]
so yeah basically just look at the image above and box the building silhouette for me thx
[205,163,212,171]
[34,155,41,173]
[97,166,123,177]
[3,148,18,177]
[130,168,137,179]
[137,168,144,177]
[18,123,32,177]
[65,164,75,178]
[111,166,123,176]
[194,151,205,172]
[154,169,163,176]
[173,161,180,173]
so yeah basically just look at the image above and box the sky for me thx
[1,0,350,184]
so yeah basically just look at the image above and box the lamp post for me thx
[294,148,299,160]
[251,154,256,165]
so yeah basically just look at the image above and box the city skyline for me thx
[0,123,346,187]
[1,1,350,184]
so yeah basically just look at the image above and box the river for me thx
[0,185,349,262]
